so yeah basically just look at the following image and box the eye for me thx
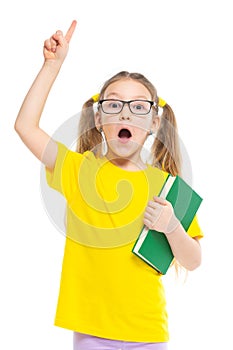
[109,101,122,109]
[135,104,144,110]
[130,100,151,114]
[131,102,146,111]
[101,100,123,114]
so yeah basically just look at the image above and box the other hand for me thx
[143,196,180,235]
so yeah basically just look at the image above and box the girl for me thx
[15,20,203,350]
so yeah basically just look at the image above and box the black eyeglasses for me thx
[98,99,155,116]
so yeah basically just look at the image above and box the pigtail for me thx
[152,103,186,277]
[76,97,101,154]
[151,103,181,176]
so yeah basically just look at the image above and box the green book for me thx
[132,175,203,274]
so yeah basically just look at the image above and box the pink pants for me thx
[73,332,168,350]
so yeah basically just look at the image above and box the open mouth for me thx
[118,128,132,139]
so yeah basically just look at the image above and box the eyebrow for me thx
[105,92,150,100]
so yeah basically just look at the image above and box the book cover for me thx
[132,175,203,274]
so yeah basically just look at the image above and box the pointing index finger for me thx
[65,20,77,43]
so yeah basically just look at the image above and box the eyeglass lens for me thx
[100,100,152,115]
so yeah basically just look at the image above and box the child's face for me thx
[95,79,159,162]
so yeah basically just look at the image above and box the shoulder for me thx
[56,141,96,163]
[52,141,99,178]
[146,164,170,180]
[46,142,98,194]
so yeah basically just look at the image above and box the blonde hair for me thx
[77,71,181,177]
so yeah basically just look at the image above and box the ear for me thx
[150,115,160,134]
[94,111,102,131]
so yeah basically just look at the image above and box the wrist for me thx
[42,59,63,74]
[164,215,180,235]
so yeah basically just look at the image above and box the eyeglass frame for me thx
[98,99,156,116]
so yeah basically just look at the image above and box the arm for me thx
[14,20,77,170]
[164,225,201,271]
[143,196,201,271]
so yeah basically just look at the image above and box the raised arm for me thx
[14,20,77,170]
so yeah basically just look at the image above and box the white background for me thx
[1,0,232,349]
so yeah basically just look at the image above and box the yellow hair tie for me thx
[158,97,166,108]
[92,93,100,103]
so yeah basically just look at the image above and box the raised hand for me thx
[15,20,77,170]
[43,20,77,63]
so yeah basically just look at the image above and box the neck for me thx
[106,152,147,171]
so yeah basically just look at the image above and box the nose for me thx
[119,103,132,121]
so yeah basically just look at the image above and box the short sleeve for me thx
[187,215,204,239]
[45,142,82,201]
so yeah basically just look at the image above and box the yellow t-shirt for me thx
[46,142,203,342]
